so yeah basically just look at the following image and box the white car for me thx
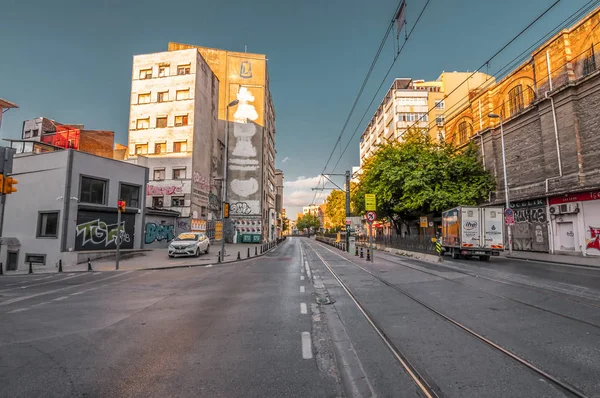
[168,233,210,258]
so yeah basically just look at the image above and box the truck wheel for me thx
[479,255,490,261]
[451,250,459,259]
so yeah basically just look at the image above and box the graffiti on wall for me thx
[177,218,190,232]
[209,192,219,211]
[145,223,175,244]
[76,220,130,247]
[587,227,600,251]
[230,202,252,215]
[514,207,547,224]
[510,200,548,252]
[147,185,183,196]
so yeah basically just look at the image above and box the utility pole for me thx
[116,200,126,270]
[345,170,350,252]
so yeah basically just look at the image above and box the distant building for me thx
[275,169,284,238]
[0,149,148,273]
[0,98,18,129]
[303,204,319,217]
[21,117,115,159]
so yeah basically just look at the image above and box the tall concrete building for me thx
[168,42,277,242]
[359,72,492,165]
[127,48,220,220]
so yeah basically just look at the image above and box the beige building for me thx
[127,48,220,219]
[359,72,493,165]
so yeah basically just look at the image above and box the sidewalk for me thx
[3,242,275,275]
[505,250,600,268]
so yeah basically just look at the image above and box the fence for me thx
[357,233,437,254]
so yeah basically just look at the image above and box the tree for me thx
[281,217,289,232]
[296,213,320,231]
[352,129,495,233]
[325,190,346,228]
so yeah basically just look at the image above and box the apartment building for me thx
[127,48,220,220]
[359,72,492,165]
[168,42,277,242]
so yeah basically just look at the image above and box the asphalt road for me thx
[0,239,340,398]
[2,237,599,398]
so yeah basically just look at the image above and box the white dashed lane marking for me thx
[301,332,312,359]
[300,303,307,314]
[300,286,305,293]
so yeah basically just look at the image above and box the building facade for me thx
[127,48,220,221]
[0,149,148,272]
[168,42,277,243]
[359,72,492,165]
[445,6,600,257]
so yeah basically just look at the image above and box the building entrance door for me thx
[7,251,18,271]
[557,222,575,251]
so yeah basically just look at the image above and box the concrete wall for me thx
[144,214,177,248]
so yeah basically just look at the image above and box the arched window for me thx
[457,121,471,144]
[507,85,524,117]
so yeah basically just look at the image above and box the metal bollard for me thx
[0,262,3,275]
[360,248,364,258]
[88,258,92,272]
[237,251,241,260]
[58,259,63,273]
[248,248,251,258]
[366,249,371,261]
[255,246,258,256]
[218,251,222,263]
[355,246,359,256]
[29,261,33,274]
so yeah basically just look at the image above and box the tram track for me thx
[308,240,591,398]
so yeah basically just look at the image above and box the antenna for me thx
[245,44,247,53]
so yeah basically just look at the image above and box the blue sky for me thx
[0,0,593,218]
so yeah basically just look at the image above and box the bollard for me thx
[237,251,241,260]
[260,245,263,254]
[360,248,364,258]
[0,262,3,275]
[255,246,258,256]
[366,249,371,261]
[88,258,92,272]
[29,261,33,274]
[355,246,359,256]
[218,251,222,263]
[58,259,63,273]
[248,248,251,258]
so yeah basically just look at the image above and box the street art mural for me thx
[75,210,135,251]
[145,223,175,244]
[177,218,191,232]
[583,199,600,256]
[147,185,183,196]
[192,171,210,209]
[510,199,549,252]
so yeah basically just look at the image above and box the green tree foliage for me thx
[325,190,346,228]
[352,129,495,233]
[281,217,289,232]
[296,213,320,231]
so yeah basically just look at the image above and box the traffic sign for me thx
[505,215,515,225]
[346,218,351,225]
[504,208,514,217]
[366,211,376,222]
[365,194,376,211]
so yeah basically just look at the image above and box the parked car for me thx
[168,233,210,258]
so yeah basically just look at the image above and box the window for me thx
[152,196,164,208]
[175,115,189,126]
[157,91,169,103]
[176,89,190,100]
[32,129,39,137]
[139,69,152,79]
[155,143,165,154]
[136,118,150,129]
[435,100,445,110]
[37,212,59,238]
[120,183,140,208]
[436,116,445,126]
[171,196,185,207]
[583,46,596,76]
[507,85,524,117]
[156,116,167,128]
[173,141,187,152]
[25,254,46,265]
[173,168,186,180]
[24,130,32,138]
[158,65,170,77]
[80,176,106,205]
[153,168,165,181]
[177,64,191,75]
[138,93,151,104]
[457,121,471,144]
[135,144,148,155]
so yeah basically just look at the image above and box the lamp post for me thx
[221,99,239,260]
[488,113,513,255]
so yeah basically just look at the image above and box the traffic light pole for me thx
[345,170,350,252]
[116,209,121,270]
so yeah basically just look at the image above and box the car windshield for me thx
[175,233,203,241]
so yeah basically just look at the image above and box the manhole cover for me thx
[316,296,335,305]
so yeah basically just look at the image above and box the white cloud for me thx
[284,175,322,189]
[285,190,317,207]
[282,156,291,163]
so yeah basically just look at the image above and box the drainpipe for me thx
[545,50,563,181]
[477,100,486,170]
[60,150,75,253]
[546,196,555,254]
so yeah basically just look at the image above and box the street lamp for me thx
[488,113,513,254]
[221,99,239,260]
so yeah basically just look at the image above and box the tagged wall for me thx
[144,213,178,248]
[75,210,136,251]
[509,199,549,252]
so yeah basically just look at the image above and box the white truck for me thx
[441,206,505,261]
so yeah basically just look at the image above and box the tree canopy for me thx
[296,213,320,231]
[325,190,346,229]
[352,129,495,232]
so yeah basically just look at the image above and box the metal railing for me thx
[357,233,437,254]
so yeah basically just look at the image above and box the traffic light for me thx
[2,176,17,194]
[0,174,3,193]
[117,200,126,212]
[224,203,230,218]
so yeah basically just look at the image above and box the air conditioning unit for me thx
[550,203,580,214]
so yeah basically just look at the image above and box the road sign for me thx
[346,218,351,225]
[505,215,515,225]
[504,208,514,217]
[420,216,428,228]
[366,211,376,222]
[365,194,376,211]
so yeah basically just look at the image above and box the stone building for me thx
[445,6,600,257]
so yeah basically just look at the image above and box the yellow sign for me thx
[215,221,223,241]
[365,194,376,211]
[190,219,206,232]
[420,216,428,228]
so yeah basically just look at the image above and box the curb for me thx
[504,255,600,270]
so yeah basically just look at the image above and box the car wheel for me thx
[451,250,459,259]
[205,244,210,254]
[195,248,201,257]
